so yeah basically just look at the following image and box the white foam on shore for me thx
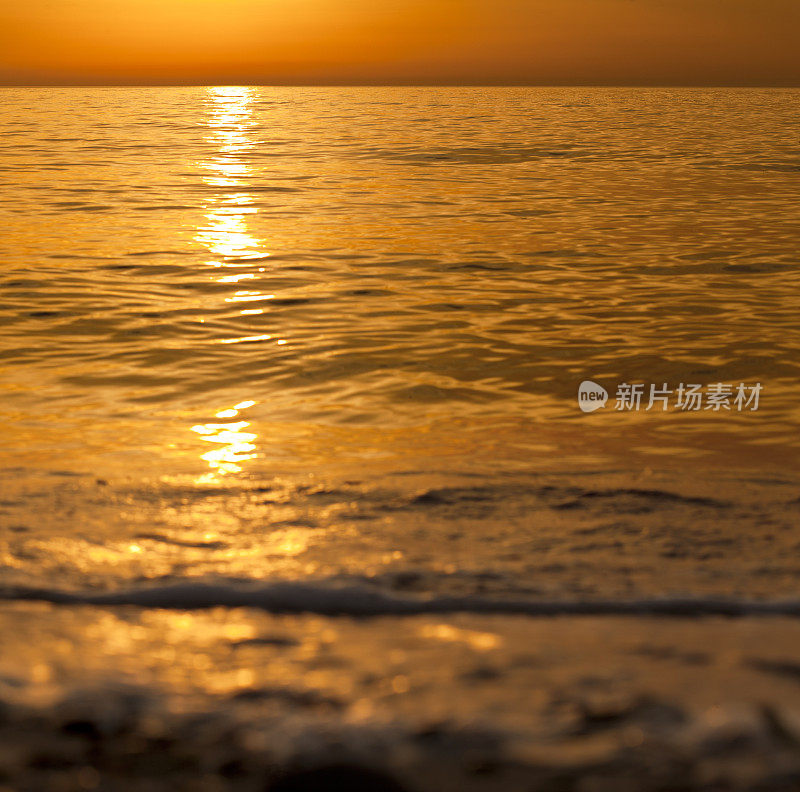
[3,579,800,618]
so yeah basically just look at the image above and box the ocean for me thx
[1,86,800,790]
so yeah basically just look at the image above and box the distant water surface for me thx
[0,86,799,598]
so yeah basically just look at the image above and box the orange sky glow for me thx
[1,0,798,85]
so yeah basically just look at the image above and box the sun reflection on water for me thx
[191,401,259,478]
[192,88,269,478]
[196,86,268,266]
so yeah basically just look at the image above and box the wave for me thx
[4,579,800,618]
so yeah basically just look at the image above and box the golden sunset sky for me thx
[1,0,798,85]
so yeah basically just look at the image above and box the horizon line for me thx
[2,82,799,89]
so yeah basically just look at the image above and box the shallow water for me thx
[1,85,799,597]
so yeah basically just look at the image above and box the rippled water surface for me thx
[1,86,799,596]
